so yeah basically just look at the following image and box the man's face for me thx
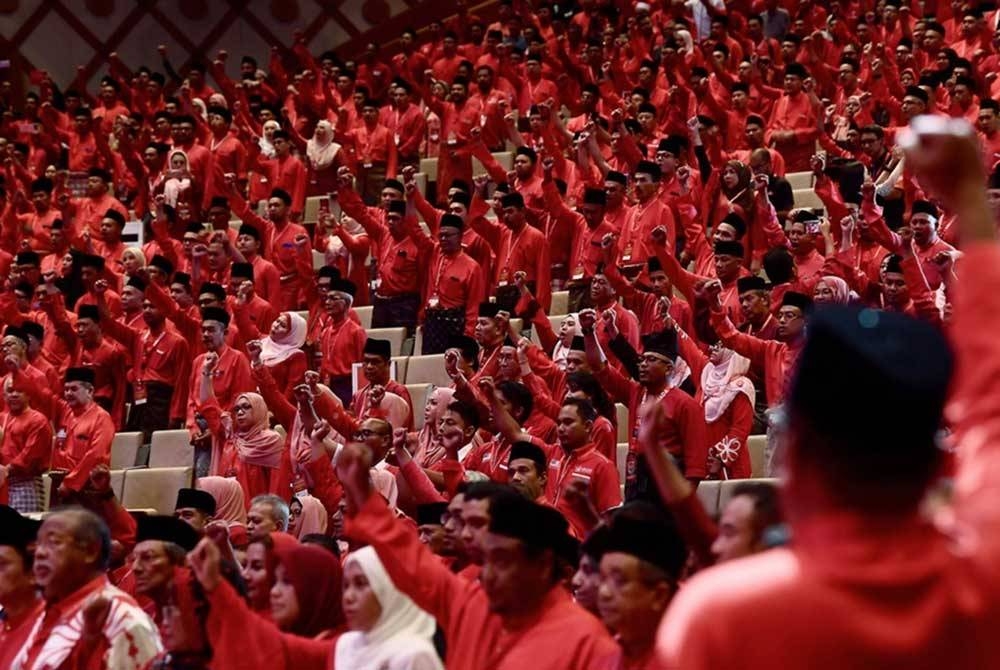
[362,105,379,124]
[564,350,588,374]
[496,346,519,380]
[714,253,742,281]
[730,89,748,110]
[775,305,805,340]
[881,270,908,306]
[745,123,764,147]
[783,74,803,94]
[86,175,106,197]
[475,316,501,345]
[380,186,402,210]
[459,497,490,565]
[175,507,210,532]
[480,534,549,615]
[74,318,100,346]
[449,83,467,103]
[100,218,121,241]
[171,122,194,145]
[236,233,259,257]
[34,515,97,601]
[355,419,391,462]
[579,201,605,227]
[476,68,493,92]
[513,154,533,180]
[31,189,50,211]
[509,458,546,500]
[924,30,943,52]
[859,132,883,158]
[323,290,348,318]
[711,495,761,562]
[572,553,601,613]
[604,180,625,208]
[556,404,590,451]
[438,226,463,254]
[901,96,926,120]
[131,540,174,596]
[247,503,278,540]
[787,222,810,252]
[978,109,998,135]
[589,274,614,304]
[3,381,26,414]
[418,522,446,553]
[207,243,226,271]
[598,552,669,635]
[961,14,978,38]
[437,409,472,452]
[392,87,409,108]
[839,64,857,86]
[362,353,389,384]
[638,352,670,386]
[63,380,91,408]
[648,270,671,296]
[910,214,936,244]
[739,290,770,323]
[201,320,226,351]
[0,545,32,604]
[441,493,465,557]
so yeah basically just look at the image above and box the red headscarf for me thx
[273,542,345,638]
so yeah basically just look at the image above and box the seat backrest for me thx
[355,305,374,330]
[407,383,432,429]
[616,443,628,487]
[110,432,143,469]
[695,480,722,519]
[149,430,194,469]
[109,469,126,499]
[615,404,630,443]
[747,434,768,478]
[367,327,407,356]
[121,467,194,514]
[404,354,452,388]
[550,291,569,316]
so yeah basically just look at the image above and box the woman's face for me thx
[270,564,300,630]
[270,314,291,340]
[232,396,255,431]
[60,253,74,275]
[558,316,577,344]
[242,542,271,607]
[708,342,726,365]
[170,154,185,170]
[722,165,740,190]
[287,499,303,536]
[342,561,382,632]
[814,280,836,304]
[122,251,142,275]
[314,124,329,140]
[423,388,448,428]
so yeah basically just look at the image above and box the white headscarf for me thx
[259,120,280,158]
[163,149,191,207]
[335,547,441,670]
[259,311,308,366]
[551,312,581,371]
[700,349,755,423]
[307,120,341,170]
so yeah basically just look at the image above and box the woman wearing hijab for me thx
[197,476,248,525]
[336,546,443,670]
[242,311,309,397]
[270,541,344,638]
[242,531,298,614]
[198,363,292,503]
[288,494,328,539]
[813,275,851,305]
[674,320,756,479]
[303,119,344,195]
[411,386,456,469]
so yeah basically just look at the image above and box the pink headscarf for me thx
[260,312,308,367]
[817,275,851,305]
[197,476,247,525]
[290,494,328,538]
[231,393,284,468]
[701,349,756,423]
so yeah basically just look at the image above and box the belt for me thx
[375,292,418,301]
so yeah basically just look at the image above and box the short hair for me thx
[55,507,112,571]
[560,396,597,423]
[445,400,480,431]
[250,494,290,531]
[496,380,534,423]
[762,247,796,285]
[301,533,341,557]
[728,482,782,539]
[860,124,885,140]
[464,480,519,507]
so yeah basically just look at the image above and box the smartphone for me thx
[328,192,342,221]
[805,220,820,234]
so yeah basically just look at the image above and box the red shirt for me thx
[0,408,53,478]
[546,443,622,537]
[53,400,115,491]
[186,346,255,429]
[318,316,367,379]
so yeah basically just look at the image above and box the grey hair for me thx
[250,494,290,531]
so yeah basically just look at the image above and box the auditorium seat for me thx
[785,171,813,190]
[529,314,567,347]
[615,403,629,443]
[121,467,194,514]
[792,188,824,211]
[419,157,439,181]
[303,195,325,224]
[695,480,722,518]
[110,469,126,500]
[405,354,452,388]
[718,477,780,510]
[110,431,143,469]
[748,434,768,477]
[40,473,52,512]
[366,327,407,356]
[148,429,194,469]
[616,442,628,487]
[312,250,325,271]
[355,305,373,329]
[550,291,569,315]
[407,383,431,429]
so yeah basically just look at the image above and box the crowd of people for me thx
[1,0,1000,667]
